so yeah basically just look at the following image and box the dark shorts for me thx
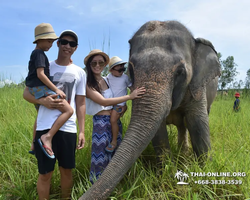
[34,129,77,174]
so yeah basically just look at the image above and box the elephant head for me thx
[79,20,221,200]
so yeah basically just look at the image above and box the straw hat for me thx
[59,30,78,44]
[84,49,109,66]
[109,56,127,70]
[235,92,240,97]
[33,23,58,43]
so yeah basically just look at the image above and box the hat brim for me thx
[84,52,110,66]
[109,61,127,70]
[33,35,58,43]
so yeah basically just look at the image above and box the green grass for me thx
[0,86,250,200]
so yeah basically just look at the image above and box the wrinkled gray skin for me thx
[79,20,221,200]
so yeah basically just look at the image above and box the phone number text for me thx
[194,180,242,185]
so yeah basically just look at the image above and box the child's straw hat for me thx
[109,56,127,70]
[33,23,58,43]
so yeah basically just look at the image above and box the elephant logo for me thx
[175,170,189,185]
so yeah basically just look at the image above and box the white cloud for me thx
[0,79,16,88]
[5,79,16,85]
[65,5,74,10]
[0,82,4,88]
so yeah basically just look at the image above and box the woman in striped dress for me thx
[84,49,145,183]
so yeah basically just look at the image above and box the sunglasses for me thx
[59,39,78,47]
[90,61,106,67]
[113,68,126,73]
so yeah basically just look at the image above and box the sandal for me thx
[105,143,117,153]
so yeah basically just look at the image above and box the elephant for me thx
[79,20,221,200]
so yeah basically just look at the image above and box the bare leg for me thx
[40,100,74,156]
[106,109,120,151]
[30,108,38,153]
[59,167,73,199]
[30,118,37,151]
[37,171,53,200]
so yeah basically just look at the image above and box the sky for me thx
[0,0,250,85]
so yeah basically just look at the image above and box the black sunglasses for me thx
[113,68,126,73]
[59,39,78,47]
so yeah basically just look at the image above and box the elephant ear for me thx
[189,38,221,101]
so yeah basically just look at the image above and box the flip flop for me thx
[29,150,35,155]
[105,143,117,153]
[38,138,55,159]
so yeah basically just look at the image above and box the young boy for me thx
[233,92,240,112]
[25,23,73,159]
[105,56,132,152]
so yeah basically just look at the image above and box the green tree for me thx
[218,53,238,90]
[245,69,250,89]
[239,80,244,89]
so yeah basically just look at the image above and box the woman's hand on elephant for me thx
[129,87,146,99]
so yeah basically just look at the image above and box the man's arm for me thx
[23,86,64,109]
[75,95,86,149]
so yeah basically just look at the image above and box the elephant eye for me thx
[176,67,185,76]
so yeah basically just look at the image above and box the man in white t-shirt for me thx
[105,56,132,153]
[23,30,86,199]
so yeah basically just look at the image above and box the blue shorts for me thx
[113,105,122,112]
[28,86,57,99]
[28,86,58,110]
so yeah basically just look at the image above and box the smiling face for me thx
[90,55,106,76]
[57,35,78,58]
[110,64,126,77]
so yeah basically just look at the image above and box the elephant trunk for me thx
[79,88,171,200]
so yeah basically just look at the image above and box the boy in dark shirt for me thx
[25,23,73,159]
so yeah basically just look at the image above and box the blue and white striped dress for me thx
[90,115,122,183]
[89,77,123,183]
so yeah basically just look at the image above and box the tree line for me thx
[1,52,249,91]
[218,53,250,90]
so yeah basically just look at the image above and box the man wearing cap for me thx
[26,23,74,160]
[23,29,86,199]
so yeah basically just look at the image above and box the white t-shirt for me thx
[106,73,132,106]
[36,61,86,133]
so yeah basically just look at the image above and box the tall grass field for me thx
[0,86,250,200]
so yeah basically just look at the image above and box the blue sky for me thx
[1,0,250,85]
